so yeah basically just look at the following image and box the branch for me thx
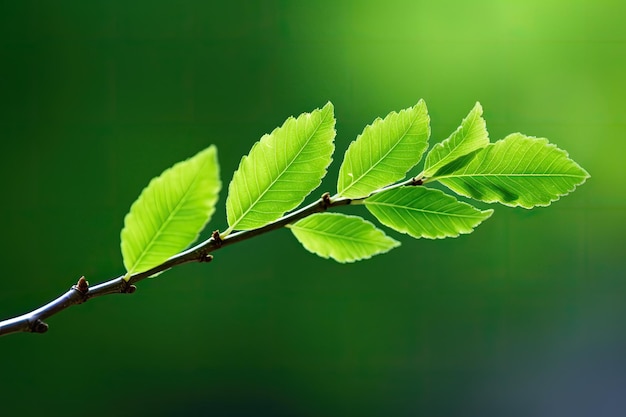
[0,174,426,337]
[0,192,356,336]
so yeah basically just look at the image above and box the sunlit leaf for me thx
[121,146,221,278]
[365,187,493,239]
[288,213,400,263]
[225,103,336,232]
[337,101,430,198]
[431,133,590,208]
[422,102,489,178]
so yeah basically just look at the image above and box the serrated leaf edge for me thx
[287,213,400,263]
[121,146,221,278]
[337,100,430,198]
[225,102,336,233]
[365,189,494,239]
[432,134,591,209]
[422,102,488,178]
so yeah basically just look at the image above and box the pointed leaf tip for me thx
[432,133,590,208]
[289,213,400,263]
[365,187,493,239]
[423,102,489,178]
[337,101,431,198]
[120,145,221,278]
[225,104,336,232]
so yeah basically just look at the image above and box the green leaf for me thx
[431,133,590,208]
[120,146,221,278]
[225,102,336,232]
[364,187,493,239]
[422,102,489,178]
[337,101,430,198]
[288,213,400,263]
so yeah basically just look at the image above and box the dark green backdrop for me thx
[1,1,624,416]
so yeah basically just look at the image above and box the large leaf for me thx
[422,102,489,178]
[225,103,336,232]
[288,213,400,263]
[365,187,493,239]
[431,134,590,208]
[121,146,221,278]
[337,101,430,198]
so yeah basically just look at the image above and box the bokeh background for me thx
[1,1,624,416]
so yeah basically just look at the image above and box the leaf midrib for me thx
[291,226,389,247]
[366,200,487,219]
[435,173,585,180]
[229,112,329,231]
[425,109,481,175]
[127,162,206,274]
[341,107,423,196]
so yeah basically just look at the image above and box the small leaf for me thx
[226,102,336,232]
[121,146,221,278]
[431,133,590,208]
[365,187,493,239]
[422,102,489,178]
[337,101,430,198]
[288,213,400,263]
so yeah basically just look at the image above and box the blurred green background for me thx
[1,1,623,416]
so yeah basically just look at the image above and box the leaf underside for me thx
[365,187,493,239]
[337,101,430,198]
[432,133,590,208]
[289,213,400,263]
[226,102,336,232]
[121,146,221,278]
[422,102,489,178]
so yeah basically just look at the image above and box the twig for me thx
[0,176,425,337]
[0,193,352,336]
